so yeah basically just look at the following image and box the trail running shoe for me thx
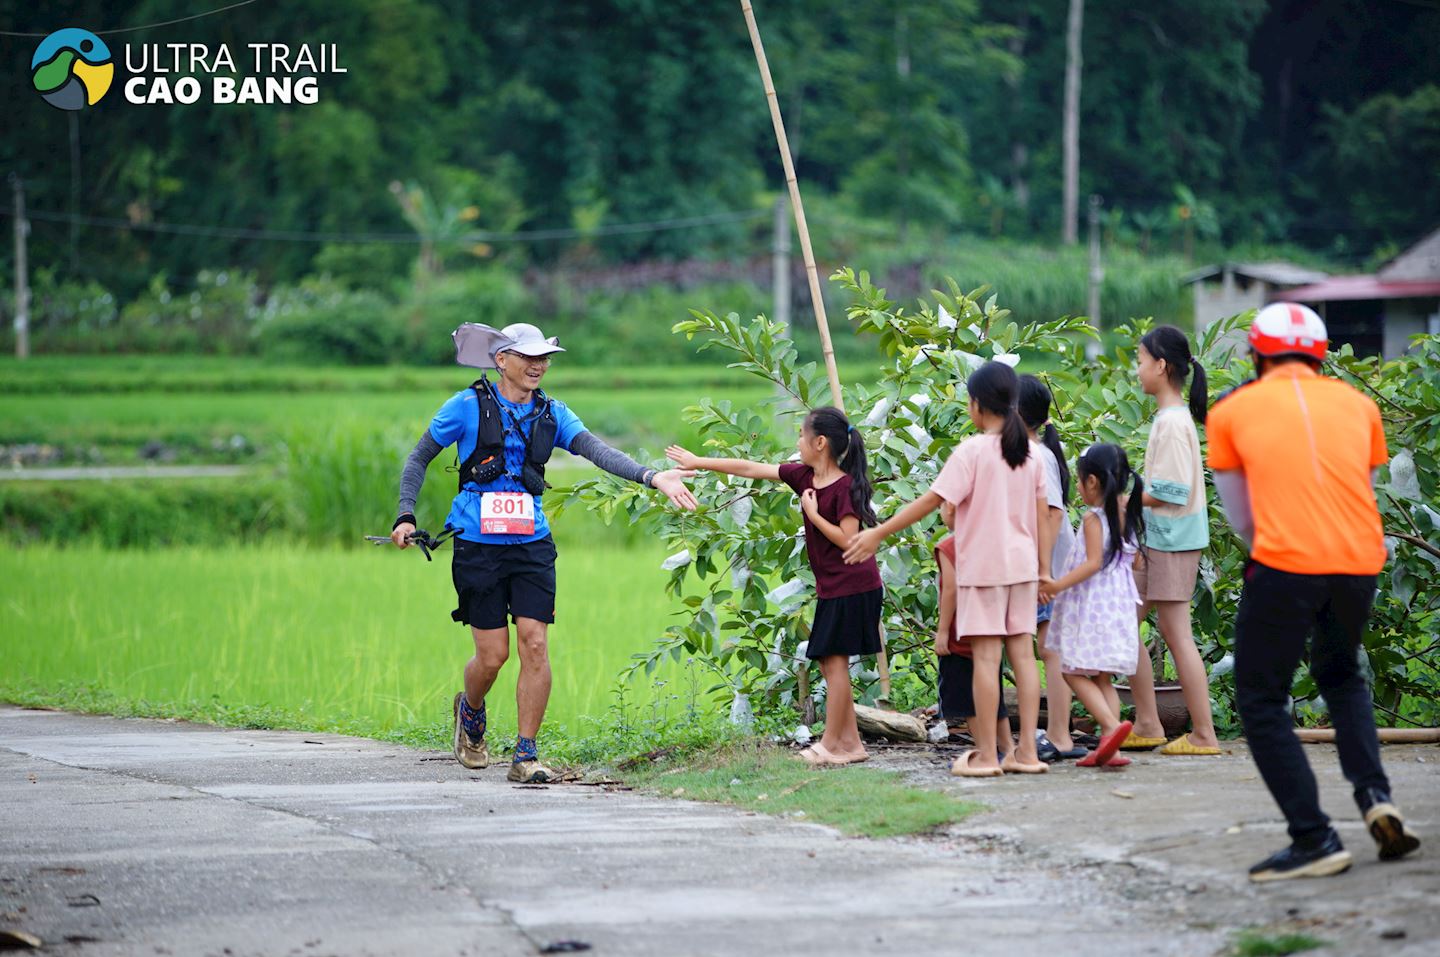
[452,692,489,770]
[1358,788,1421,861]
[507,759,552,784]
[1248,830,1352,883]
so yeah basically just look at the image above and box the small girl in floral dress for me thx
[1041,444,1144,768]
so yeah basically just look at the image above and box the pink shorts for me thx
[954,581,1040,638]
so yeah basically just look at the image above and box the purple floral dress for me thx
[1048,508,1141,676]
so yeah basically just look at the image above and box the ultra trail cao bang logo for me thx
[32,28,114,111]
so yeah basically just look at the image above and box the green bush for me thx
[256,280,401,365]
[0,271,120,354]
[115,271,263,355]
[0,478,291,547]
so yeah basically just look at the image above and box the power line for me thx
[0,207,769,244]
[0,0,262,38]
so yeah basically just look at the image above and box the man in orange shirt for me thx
[1209,302,1420,882]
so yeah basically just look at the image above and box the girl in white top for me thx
[1126,325,1220,755]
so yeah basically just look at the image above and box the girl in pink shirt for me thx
[845,361,1049,777]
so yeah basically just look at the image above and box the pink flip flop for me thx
[950,749,1004,778]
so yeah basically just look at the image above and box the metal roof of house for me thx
[1181,261,1330,286]
[1378,226,1440,282]
[1280,276,1440,303]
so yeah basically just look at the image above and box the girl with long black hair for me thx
[1018,375,1085,762]
[844,361,1049,778]
[667,406,881,766]
[1126,325,1221,756]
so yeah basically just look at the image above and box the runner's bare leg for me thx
[514,617,552,739]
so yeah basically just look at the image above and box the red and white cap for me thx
[1250,302,1328,361]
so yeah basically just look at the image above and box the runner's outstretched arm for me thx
[571,432,697,510]
[665,444,782,481]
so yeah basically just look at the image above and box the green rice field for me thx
[0,541,685,744]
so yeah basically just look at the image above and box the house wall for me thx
[1383,298,1440,357]
[1193,271,1269,358]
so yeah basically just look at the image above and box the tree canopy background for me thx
[1,0,1437,301]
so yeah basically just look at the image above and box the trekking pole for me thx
[364,526,462,562]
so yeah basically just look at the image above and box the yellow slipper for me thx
[1119,731,1167,751]
[1160,734,1221,756]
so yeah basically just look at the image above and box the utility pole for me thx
[772,194,791,337]
[1061,0,1084,245]
[10,174,30,360]
[1086,193,1103,359]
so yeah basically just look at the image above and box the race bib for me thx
[480,492,536,535]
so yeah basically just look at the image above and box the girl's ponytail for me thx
[1000,407,1029,469]
[1042,425,1071,502]
[1188,357,1209,425]
[1141,325,1208,424]
[967,361,1031,469]
[1018,374,1070,501]
[1124,467,1146,553]
[1077,443,1143,567]
[805,407,878,527]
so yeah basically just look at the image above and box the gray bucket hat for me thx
[453,322,566,370]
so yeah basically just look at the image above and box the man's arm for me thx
[571,432,698,510]
[393,431,445,548]
[1212,469,1254,550]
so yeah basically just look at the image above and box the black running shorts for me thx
[450,535,557,629]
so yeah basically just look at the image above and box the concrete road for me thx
[2,706,1432,956]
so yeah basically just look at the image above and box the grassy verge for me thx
[1230,930,1328,957]
[620,741,982,839]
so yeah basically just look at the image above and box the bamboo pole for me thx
[741,1,892,705]
[740,0,844,411]
[1296,727,1440,744]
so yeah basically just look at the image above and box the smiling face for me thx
[496,350,551,396]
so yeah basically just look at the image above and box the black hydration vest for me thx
[457,377,557,497]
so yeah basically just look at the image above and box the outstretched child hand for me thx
[843,527,883,564]
[1038,577,1061,605]
[665,445,701,470]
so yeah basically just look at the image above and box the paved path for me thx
[2,707,1434,956]
[0,466,253,481]
[3,707,1190,957]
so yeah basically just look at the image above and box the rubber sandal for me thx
[1077,752,1132,768]
[1160,734,1221,756]
[836,751,870,765]
[1054,745,1089,760]
[797,743,845,767]
[1034,732,1061,763]
[1001,754,1050,774]
[950,749,1004,778]
[1120,731,1167,751]
[1080,720,1132,768]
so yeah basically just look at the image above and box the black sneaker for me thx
[1357,788,1421,861]
[1248,830,1352,882]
